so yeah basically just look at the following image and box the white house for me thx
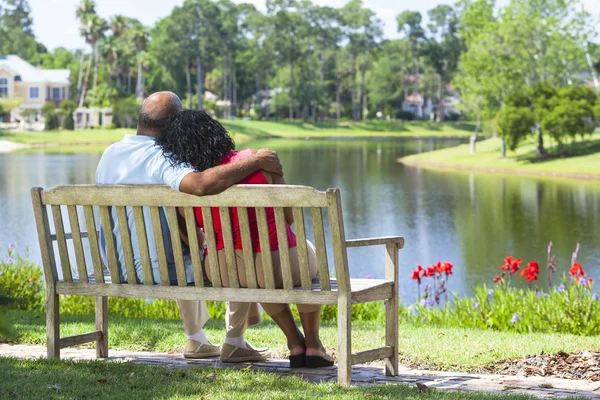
[0,55,70,125]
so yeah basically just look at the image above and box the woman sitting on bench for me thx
[157,109,333,369]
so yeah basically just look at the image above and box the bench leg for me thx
[337,294,352,386]
[385,243,399,376]
[95,296,108,358]
[46,291,60,359]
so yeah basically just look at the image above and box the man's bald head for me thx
[137,91,183,136]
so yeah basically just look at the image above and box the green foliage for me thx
[62,113,75,130]
[59,100,78,114]
[112,96,140,128]
[411,283,600,336]
[0,247,45,312]
[0,285,11,337]
[85,83,118,107]
[497,105,535,151]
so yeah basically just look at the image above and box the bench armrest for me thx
[345,236,404,249]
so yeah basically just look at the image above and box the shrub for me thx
[61,113,75,130]
[113,96,141,128]
[0,281,11,337]
[396,110,415,121]
[0,245,44,311]
[104,123,117,130]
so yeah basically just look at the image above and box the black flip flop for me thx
[289,354,306,368]
[304,355,334,368]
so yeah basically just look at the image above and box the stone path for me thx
[1,344,599,399]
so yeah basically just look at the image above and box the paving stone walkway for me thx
[1,344,599,399]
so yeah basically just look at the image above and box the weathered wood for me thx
[83,206,104,284]
[60,331,102,349]
[237,207,257,289]
[183,207,203,287]
[311,207,330,291]
[116,206,137,284]
[166,207,188,287]
[42,184,328,208]
[201,208,222,288]
[132,206,153,285]
[255,207,275,289]
[351,347,394,365]
[385,242,399,377]
[99,206,121,284]
[149,207,169,286]
[219,207,240,289]
[50,231,90,241]
[337,292,352,386]
[67,205,88,283]
[346,236,405,249]
[352,282,394,304]
[56,281,340,304]
[274,207,293,290]
[326,190,350,293]
[51,205,73,282]
[96,296,108,358]
[292,208,312,291]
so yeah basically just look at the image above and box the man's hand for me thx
[255,148,283,176]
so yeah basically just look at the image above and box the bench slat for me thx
[99,206,121,284]
[116,206,138,284]
[67,205,88,283]
[256,207,275,289]
[51,205,73,282]
[150,207,169,286]
[83,206,104,284]
[237,207,257,289]
[311,207,330,291]
[274,207,293,290]
[133,206,153,285]
[202,207,222,288]
[183,207,204,287]
[292,208,312,291]
[219,207,240,289]
[166,207,188,287]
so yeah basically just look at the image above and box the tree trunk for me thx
[264,68,269,120]
[470,111,481,154]
[78,53,93,108]
[308,54,316,122]
[256,71,262,119]
[197,56,204,111]
[136,54,144,99]
[92,43,100,88]
[76,51,85,104]
[359,66,366,121]
[231,53,236,118]
[335,56,341,121]
[185,59,192,109]
[289,59,295,120]
[437,75,444,123]
[350,52,357,121]
[536,127,545,157]
[500,137,506,158]
[223,47,229,119]
[319,50,325,121]
[275,63,280,121]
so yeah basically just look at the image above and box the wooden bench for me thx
[31,184,404,386]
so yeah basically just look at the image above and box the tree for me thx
[129,22,149,99]
[0,0,45,62]
[42,102,60,131]
[497,105,535,156]
[397,11,426,94]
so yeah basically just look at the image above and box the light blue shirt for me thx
[95,134,197,284]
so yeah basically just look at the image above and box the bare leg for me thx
[299,308,333,361]
[267,306,305,356]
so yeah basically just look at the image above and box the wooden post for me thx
[385,243,399,376]
[31,188,60,359]
[337,293,352,386]
[96,296,108,358]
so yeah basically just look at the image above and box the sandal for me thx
[304,355,334,368]
[289,354,306,368]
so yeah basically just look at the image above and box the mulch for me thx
[487,351,600,381]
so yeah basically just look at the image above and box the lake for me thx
[1,138,599,303]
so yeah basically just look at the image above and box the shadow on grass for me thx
[515,136,600,164]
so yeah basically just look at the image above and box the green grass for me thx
[5,310,600,372]
[400,134,600,178]
[0,121,475,148]
[220,120,476,138]
[0,358,541,400]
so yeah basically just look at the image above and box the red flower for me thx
[440,262,454,276]
[493,275,502,283]
[527,261,539,274]
[587,278,594,289]
[500,256,522,274]
[411,265,425,284]
[411,270,421,280]
[569,263,585,277]
[519,261,539,282]
[526,273,538,282]
[510,258,522,274]
[425,267,436,277]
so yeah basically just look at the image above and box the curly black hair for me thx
[156,110,235,172]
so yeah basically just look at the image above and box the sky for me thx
[28,0,600,51]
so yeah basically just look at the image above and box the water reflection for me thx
[0,138,598,303]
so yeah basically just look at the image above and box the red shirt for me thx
[194,149,297,252]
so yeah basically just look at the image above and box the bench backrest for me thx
[31,185,350,294]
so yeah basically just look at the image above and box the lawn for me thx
[0,120,476,147]
[5,310,600,372]
[399,134,600,178]
[0,357,541,400]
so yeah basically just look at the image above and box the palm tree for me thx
[129,22,149,99]
[76,0,107,106]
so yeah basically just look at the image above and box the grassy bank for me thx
[0,121,476,148]
[400,134,600,179]
[5,310,600,372]
[0,358,540,400]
